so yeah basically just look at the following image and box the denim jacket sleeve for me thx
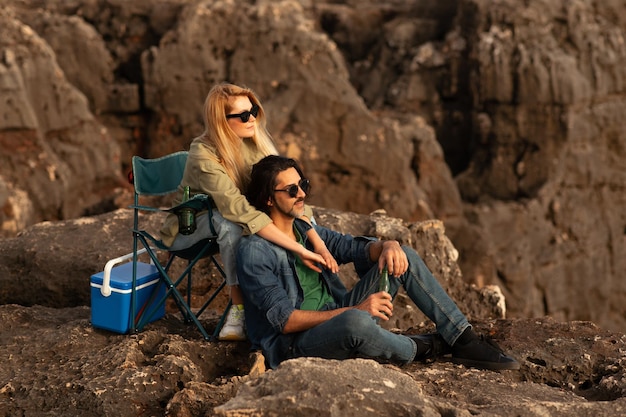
[237,234,297,334]
[312,223,377,275]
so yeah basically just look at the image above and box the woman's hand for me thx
[297,247,327,273]
[312,245,339,274]
[305,227,339,273]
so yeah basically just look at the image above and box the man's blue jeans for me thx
[288,247,471,364]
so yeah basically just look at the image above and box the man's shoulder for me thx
[308,221,339,238]
[239,233,273,252]
[238,233,283,262]
[294,217,312,233]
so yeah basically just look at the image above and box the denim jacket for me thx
[236,218,376,368]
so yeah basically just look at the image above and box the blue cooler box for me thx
[90,261,165,333]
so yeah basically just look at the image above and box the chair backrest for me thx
[132,151,188,196]
[127,150,226,340]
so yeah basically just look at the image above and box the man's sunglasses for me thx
[274,178,311,198]
[226,104,259,122]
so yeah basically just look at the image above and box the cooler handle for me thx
[101,248,151,297]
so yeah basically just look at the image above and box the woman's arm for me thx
[256,222,327,272]
[298,215,339,273]
[303,228,339,273]
[191,143,338,271]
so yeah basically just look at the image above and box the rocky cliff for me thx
[1,0,624,332]
[1,0,625,331]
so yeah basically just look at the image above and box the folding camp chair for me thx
[127,151,229,340]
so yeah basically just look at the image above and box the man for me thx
[237,155,519,371]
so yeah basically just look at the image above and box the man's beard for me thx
[278,198,305,219]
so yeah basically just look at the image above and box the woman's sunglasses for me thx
[226,104,259,123]
[274,179,311,198]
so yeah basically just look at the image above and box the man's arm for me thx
[283,293,394,333]
[283,308,351,333]
[237,236,300,333]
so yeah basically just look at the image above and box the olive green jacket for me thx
[160,136,312,247]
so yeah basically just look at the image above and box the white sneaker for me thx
[218,304,246,341]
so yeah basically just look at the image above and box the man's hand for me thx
[355,292,394,321]
[284,292,394,333]
[375,240,408,277]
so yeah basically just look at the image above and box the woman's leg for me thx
[211,210,243,286]
[211,210,247,341]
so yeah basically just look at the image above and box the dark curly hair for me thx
[245,155,307,214]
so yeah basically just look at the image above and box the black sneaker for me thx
[407,333,451,362]
[451,334,520,371]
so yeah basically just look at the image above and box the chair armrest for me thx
[128,204,167,213]
[167,193,213,213]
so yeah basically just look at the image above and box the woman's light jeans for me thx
[169,210,242,286]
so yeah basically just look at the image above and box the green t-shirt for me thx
[294,228,335,311]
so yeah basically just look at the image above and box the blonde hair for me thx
[201,82,278,189]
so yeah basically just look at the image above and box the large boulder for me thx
[0,8,122,236]
[450,0,626,330]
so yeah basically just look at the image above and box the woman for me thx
[160,82,337,340]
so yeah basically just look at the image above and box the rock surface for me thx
[0,207,503,327]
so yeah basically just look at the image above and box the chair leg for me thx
[133,236,213,340]
[195,279,226,318]
[132,235,230,342]
[186,259,193,321]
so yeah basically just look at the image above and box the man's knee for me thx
[402,245,423,262]
[403,246,431,272]
[333,310,378,336]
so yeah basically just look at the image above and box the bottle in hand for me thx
[379,266,389,293]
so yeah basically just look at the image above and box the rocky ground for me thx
[2,305,626,416]
[1,209,626,416]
